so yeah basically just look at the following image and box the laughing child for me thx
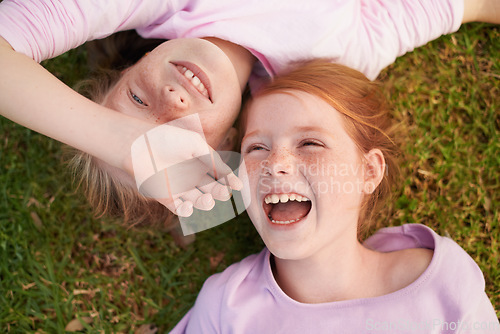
[169,60,499,333]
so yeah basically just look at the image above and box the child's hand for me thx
[130,123,242,217]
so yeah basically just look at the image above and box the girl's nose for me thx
[264,148,295,176]
[162,85,189,111]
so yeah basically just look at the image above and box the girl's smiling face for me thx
[241,91,376,260]
[103,38,242,148]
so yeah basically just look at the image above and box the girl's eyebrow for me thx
[242,126,334,142]
[295,126,337,142]
[294,126,332,136]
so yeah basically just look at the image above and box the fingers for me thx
[152,171,232,217]
[190,191,215,211]
[196,174,231,201]
[156,197,181,216]
[198,150,243,191]
[166,157,209,195]
[217,172,243,191]
[176,188,215,216]
[168,151,243,217]
[175,200,194,218]
[158,197,195,218]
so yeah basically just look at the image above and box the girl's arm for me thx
[0,0,170,63]
[463,0,500,23]
[0,37,240,216]
[0,36,150,170]
[0,0,171,167]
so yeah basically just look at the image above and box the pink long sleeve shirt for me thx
[171,224,499,333]
[0,0,464,83]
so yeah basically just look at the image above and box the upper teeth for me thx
[264,193,310,204]
[177,66,209,99]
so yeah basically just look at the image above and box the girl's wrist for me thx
[116,118,160,178]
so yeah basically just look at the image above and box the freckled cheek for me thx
[241,158,263,178]
[241,158,268,191]
[297,153,364,198]
[151,113,168,124]
[140,57,161,74]
[295,151,335,177]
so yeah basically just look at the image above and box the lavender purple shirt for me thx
[0,0,463,83]
[171,224,499,333]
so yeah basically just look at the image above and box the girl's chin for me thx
[259,224,313,257]
[268,244,310,262]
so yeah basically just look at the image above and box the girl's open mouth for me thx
[263,193,312,225]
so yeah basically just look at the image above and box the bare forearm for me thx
[0,36,151,171]
[463,0,500,23]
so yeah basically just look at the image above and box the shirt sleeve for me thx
[356,0,464,79]
[0,0,171,62]
[169,273,224,334]
[457,293,500,334]
[435,235,500,333]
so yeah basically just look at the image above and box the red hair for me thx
[241,59,400,237]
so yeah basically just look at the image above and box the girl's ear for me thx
[217,127,239,151]
[363,148,385,194]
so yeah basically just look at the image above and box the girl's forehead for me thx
[252,90,327,111]
[244,90,362,148]
[247,90,342,127]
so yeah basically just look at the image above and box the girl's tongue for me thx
[269,201,311,222]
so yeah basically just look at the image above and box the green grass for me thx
[378,24,499,312]
[0,23,498,332]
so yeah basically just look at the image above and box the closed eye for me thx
[299,139,324,147]
[245,144,268,153]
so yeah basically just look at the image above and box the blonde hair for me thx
[67,69,176,228]
[241,59,400,237]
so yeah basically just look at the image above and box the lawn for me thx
[0,23,498,332]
